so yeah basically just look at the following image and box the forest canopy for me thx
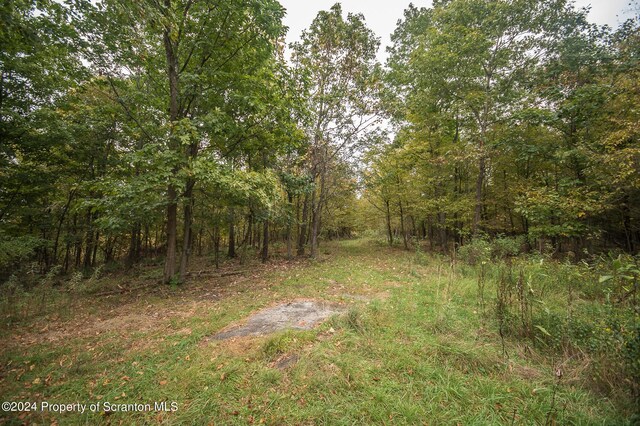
[1,0,639,283]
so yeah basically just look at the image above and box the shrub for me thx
[458,238,491,265]
[491,235,525,259]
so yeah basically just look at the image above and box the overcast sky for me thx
[279,0,637,62]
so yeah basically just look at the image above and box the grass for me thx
[0,238,635,425]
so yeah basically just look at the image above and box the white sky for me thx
[279,0,637,63]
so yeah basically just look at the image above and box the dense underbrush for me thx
[455,236,639,412]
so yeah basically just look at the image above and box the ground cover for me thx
[0,239,633,425]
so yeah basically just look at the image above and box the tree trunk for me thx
[286,194,293,259]
[310,154,327,258]
[297,192,310,256]
[92,231,100,266]
[385,199,393,246]
[399,200,408,250]
[473,154,486,235]
[83,210,94,269]
[228,207,236,258]
[63,240,71,273]
[144,224,150,257]
[310,188,319,258]
[179,181,195,282]
[438,212,447,250]
[126,224,139,269]
[53,189,75,264]
[163,188,178,282]
[214,223,220,269]
[261,220,269,262]
[162,2,180,283]
[104,235,114,264]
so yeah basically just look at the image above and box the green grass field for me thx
[0,239,634,425]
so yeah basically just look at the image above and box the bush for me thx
[458,238,491,265]
[491,235,525,259]
[458,235,525,266]
[0,234,48,271]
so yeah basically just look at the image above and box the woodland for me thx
[1,0,640,424]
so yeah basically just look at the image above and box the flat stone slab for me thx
[211,300,346,340]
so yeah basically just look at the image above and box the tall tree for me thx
[0,0,85,272]
[389,0,589,235]
[291,3,381,257]
[81,0,286,282]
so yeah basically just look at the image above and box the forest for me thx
[1,0,639,424]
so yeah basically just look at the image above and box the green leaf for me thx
[534,325,551,337]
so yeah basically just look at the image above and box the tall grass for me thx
[458,237,640,411]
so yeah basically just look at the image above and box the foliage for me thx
[365,0,640,255]
[0,233,47,270]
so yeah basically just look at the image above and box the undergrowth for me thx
[0,238,637,424]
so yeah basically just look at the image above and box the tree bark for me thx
[473,153,486,235]
[83,210,94,269]
[310,186,320,258]
[385,199,393,246]
[399,200,408,250]
[52,189,75,264]
[286,194,293,259]
[297,192,310,256]
[261,220,269,262]
[163,188,178,282]
[228,207,236,258]
[92,230,100,266]
[213,222,220,269]
[162,2,180,283]
[438,212,447,249]
[179,180,195,282]
[310,146,327,258]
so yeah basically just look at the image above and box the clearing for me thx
[0,239,631,424]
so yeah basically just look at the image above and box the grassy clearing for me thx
[0,239,635,425]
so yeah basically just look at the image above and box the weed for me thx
[0,239,634,424]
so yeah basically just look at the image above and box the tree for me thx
[0,0,85,273]
[291,3,381,257]
[375,0,637,253]
[81,0,287,281]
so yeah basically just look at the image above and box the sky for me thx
[279,0,637,63]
